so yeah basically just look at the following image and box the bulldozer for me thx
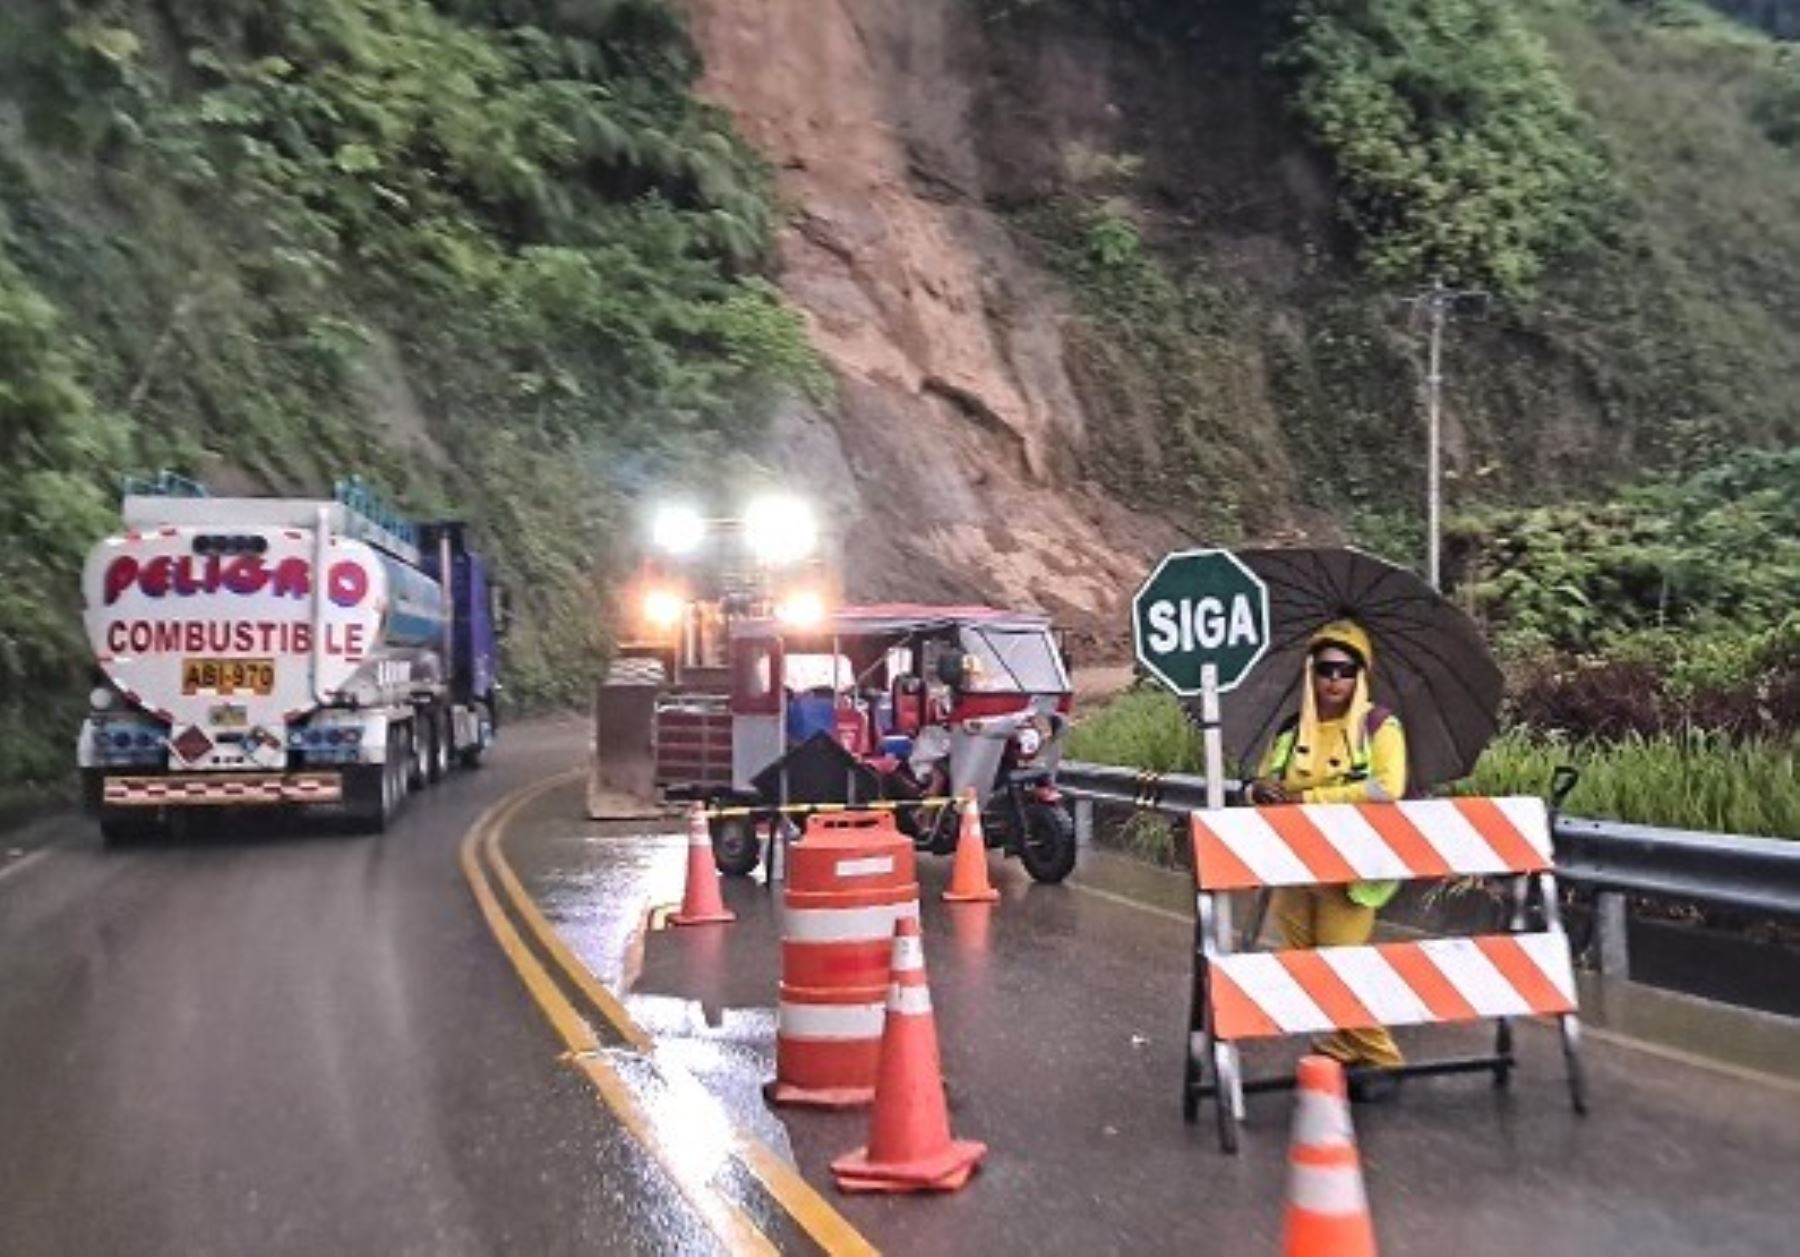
[587,495,837,822]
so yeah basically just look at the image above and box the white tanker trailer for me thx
[78,478,504,841]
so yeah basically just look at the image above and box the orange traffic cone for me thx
[831,916,986,1193]
[1282,1056,1377,1257]
[668,802,737,926]
[942,789,999,903]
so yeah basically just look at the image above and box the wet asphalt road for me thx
[0,719,722,1257]
[8,720,1800,1257]
[513,776,1800,1257]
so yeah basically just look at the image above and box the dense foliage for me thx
[1021,200,1295,535]
[1448,450,1799,651]
[0,0,822,783]
[1279,0,1609,295]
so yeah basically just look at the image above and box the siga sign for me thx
[1132,549,1271,695]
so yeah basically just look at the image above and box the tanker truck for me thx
[78,476,503,842]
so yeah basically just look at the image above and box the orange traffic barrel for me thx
[768,811,919,1108]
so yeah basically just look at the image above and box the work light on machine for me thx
[774,589,827,629]
[743,494,817,566]
[642,587,687,629]
[650,503,707,556]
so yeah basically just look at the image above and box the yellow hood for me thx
[1288,620,1376,786]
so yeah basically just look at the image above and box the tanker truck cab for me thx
[79,478,503,842]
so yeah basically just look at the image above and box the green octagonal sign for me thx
[1132,549,1271,696]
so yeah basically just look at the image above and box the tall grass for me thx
[1460,729,1797,840]
[1065,687,1204,774]
[1067,690,1798,838]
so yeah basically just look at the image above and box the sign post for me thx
[1133,548,1271,1127]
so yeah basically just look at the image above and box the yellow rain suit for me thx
[1257,620,1407,1068]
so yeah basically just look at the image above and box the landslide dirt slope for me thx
[679,0,1193,654]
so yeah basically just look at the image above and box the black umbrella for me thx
[1207,548,1504,791]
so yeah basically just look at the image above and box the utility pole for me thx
[1404,280,1485,592]
[1425,282,1446,592]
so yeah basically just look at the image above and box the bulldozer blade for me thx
[589,665,666,820]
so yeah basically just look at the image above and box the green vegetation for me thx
[1067,686,1798,837]
[1460,729,1798,839]
[1019,200,1293,535]
[1449,450,1799,652]
[1280,0,1609,295]
[1065,685,1204,772]
[0,0,822,784]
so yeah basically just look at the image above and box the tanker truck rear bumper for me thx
[87,770,344,808]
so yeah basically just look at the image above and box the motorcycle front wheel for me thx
[710,815,762,877]
[1016,799,1077,884]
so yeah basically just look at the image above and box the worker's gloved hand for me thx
[1247,778,1293,806]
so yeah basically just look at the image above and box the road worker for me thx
[1246,619,1407,1098]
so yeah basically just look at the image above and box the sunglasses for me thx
[1313,660,1362,681]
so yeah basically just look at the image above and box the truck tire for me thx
[407,719,429,791]
[459,702,491,769]
[428,710,450,783]
[348,729,406,834]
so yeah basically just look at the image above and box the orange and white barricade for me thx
[1183,796,1587,1151]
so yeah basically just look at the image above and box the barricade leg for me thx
[1494,872,1530,1088]
[1184,905,1206,1124]
[1540,871,1589,1114]
[1239,887,1270,951]
[1193,890,1244,1152]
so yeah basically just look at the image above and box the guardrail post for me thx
[1073,797,1094,850]
[1595,892,1630,977]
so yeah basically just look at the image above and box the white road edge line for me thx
[0,846,53,888]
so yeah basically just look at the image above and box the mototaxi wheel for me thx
[1017,798,1077,884]
[710,814,761,877]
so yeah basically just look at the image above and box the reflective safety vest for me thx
[1266,706,1401,911]
[1266,706,1393,786]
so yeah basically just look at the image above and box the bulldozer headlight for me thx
[744,494,817,565]
[775,590,826,628]
[643,588,686,629]
[650,503,706,555]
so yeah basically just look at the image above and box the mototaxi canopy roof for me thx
[729,603,1055,641]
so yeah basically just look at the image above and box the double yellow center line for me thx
[460,771,877,1255]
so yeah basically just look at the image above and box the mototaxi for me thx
[708,604,1078,883]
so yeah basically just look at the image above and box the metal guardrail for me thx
[1059,760,1800,922]
[1552,818,1800,920]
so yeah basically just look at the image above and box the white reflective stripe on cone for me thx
[783,900,918,943]
[887,984,932,1016]
[890,934,925,973]
[1291,1090,1356,1149]
[778,1001,886,1040]
[1288,1161,1369,1216]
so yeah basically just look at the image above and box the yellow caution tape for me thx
[704,797,957,819]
